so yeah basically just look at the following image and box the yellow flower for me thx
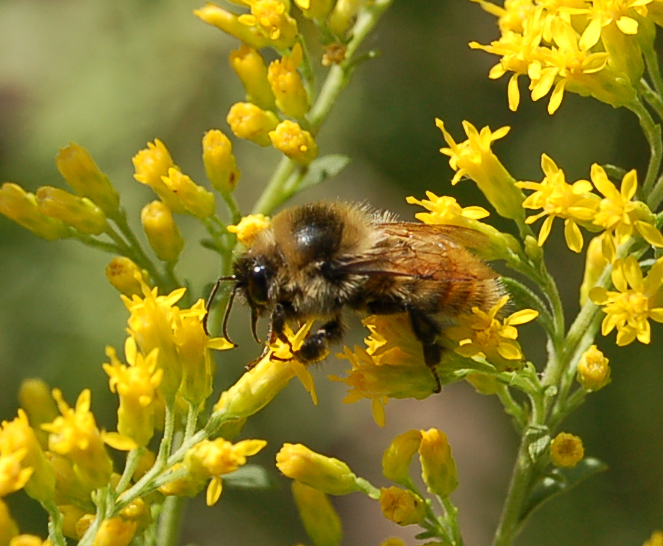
[275,443,360,495]
[92,517,137,546]
[141,201,184,262]
[185,437,267,506]
[0,447,32,497]
[379,539,406,546]
[227,214,271,246]
[550,432,584,468]
[229,45,276,110]
[227,102,280,146]
[42,390,113,490]
[407,192,489,226]
[0,499,19,545]
[517,154,600,252]
[267,43,310,119]
[446,296,538,372]
[269,120,319,165]
[382,430,422,484]
[0,183,70,241]
[194,4,270,49]
[18,379,58,450]
[238,0,298,49]
[291,481,342,546]
[132,140,185,213]
[419,429,458,497]
[9,536,51,546]
[0,411,55,504]
[55,143,119,217]
[202,130,241,194]
[590,256,663,345]
[105,257,150,297]
[379,486,426,526]
[576,345,611,391]
[295,0,334,19]
[103,339,163,448]
[590,165,663,262]
[35,186,107,235]
[160,168,216,219]
[329,0,367,36]
[579,236,609,305]
[213,322,319,419]
[643,530,663,546]
[437,119,524,220]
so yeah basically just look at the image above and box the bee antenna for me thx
[203,275,237,339]
[250,307,261,344]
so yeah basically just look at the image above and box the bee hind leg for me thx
[407,308,443,394]
[295,316,345,364]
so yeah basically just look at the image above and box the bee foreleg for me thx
[407,308,442,394]
[295,316,345,364]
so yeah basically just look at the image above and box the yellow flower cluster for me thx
[470,0,658,113]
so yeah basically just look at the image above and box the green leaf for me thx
[223,465,275,490]
[296,154,351,192]
[520,457,608,522]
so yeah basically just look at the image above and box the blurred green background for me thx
[1,1,662,545]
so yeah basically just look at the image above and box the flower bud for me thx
[18,378,58,449]
[92,518,137,546]
[576,345,611,391]
[329,0,367,36]
[226,214,271,246]
[382,430,422,484]
[161,169,215,219]
[419,429,458,497]
[295,0,335,19]
[276,444,360,495]
[36,186,107,235]
[379,486,426,526]
[56,143,119,216]
[268,44,310,119]
[0,498,19,545]
[106,257,150,297]
[0,183,70,240]
[269,120,318,165]
[202,130,240,194]
[141,201,185,261]
[550,432,584,468]
[227,102,279,146]
[291,481,342,546]
[194,4,269,49]
[229,46,275,110]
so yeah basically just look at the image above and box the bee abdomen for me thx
[437,277,503,315]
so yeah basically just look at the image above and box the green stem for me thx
[495,385,527,431]
[156,496,187,546]
[440,496,464,546]
[628,99,662,197]
[251,156,297,215]
[45,500,66,546]
[115,448,144,495]
[644,47,663,100]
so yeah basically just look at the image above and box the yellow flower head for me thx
[379,486,426,526]
[92,517,137,546]
[269,120,319,165]
[590,256,663,345]
[238,0,298,48]
[0,447,32,498]
[576,344,611,391]
[407,191,489,226]
[227,214,271,246]
[268,43,310,119]
[160,168,216,219]
[42,390,113,490]
[517,154,600,253]
[437,119,524,220]
[103,339,163,448]
[194,4,269,50]
[382,429,422,484]
[446,296,538,372]
[141,201,185,263]
[0,498,19,543]
[276,443,360,495]
[132,140,184,213]
[214,321,319,420]
[0,183,70,241]
[185,437,267,506]
[550,432,584,468]
[590,165,663,262]
[229,45,276,110]
[105,257,150,297]
[227,102,279,146]
[36,186,107,236]
[643,530,663,546]
[419,428,458,497]
[291,481,342,546]
[202,129,240,194]
[295,0,335,19]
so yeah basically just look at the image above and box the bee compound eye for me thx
[248,263,270,306]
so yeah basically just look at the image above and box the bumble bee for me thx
[211,201,503,392]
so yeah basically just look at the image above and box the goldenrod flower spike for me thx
[141,201,185,262]
[291,481,343,546]
[0,410,55,504]
[550,432,584,468]
[382,430,422,484]
[194,4,269,49]
[276,443,361,495]
[577,345,611,391]
[56,143,120,217]
[202,130,241,194]
[229,45,276,111]
[0,183,70,241]
[437,119,525,221]
[379,486,426,526]
[106,257,150,297]
[269,120,319,165]
[35,186,107,235]
[227,102,280,146]
[268,43,311,120]
[227,214,271,246]
[419,429,458,498]
[590,256,663,345]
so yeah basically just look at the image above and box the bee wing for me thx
[340,222,496,281]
